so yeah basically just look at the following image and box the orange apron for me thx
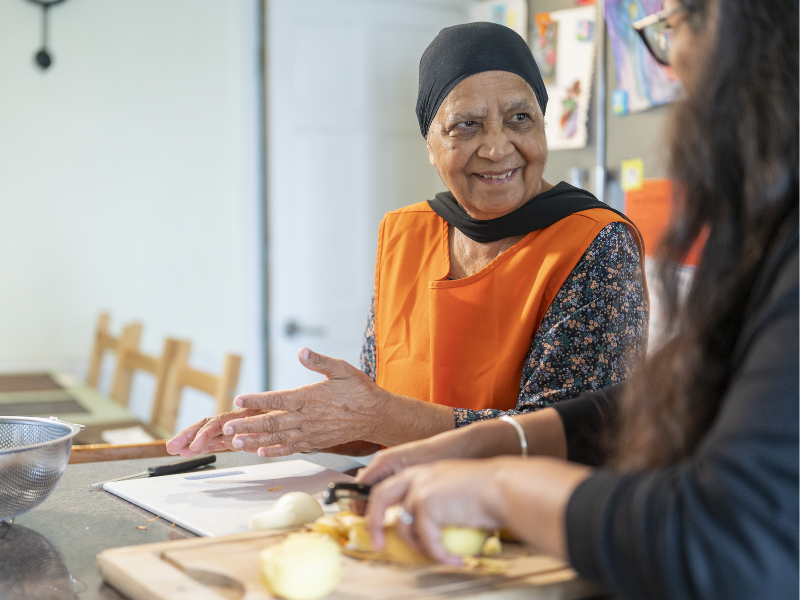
[374,202,646,411]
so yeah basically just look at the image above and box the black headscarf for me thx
[417,23,638,246]
[428,182,643,246]
[416,22,548,138]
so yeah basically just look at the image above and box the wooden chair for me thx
[86,313,143,389]
[155,340,242,436]
[109,338,181,409]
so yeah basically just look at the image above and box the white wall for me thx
[0,0,264,431]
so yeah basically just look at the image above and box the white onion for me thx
[250,492,324,530]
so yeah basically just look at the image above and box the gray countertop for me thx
[3,451,363,600]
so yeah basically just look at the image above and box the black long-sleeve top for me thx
[553,234,799,600]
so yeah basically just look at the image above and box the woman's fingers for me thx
[223,410,298,436]
[234,389,301,411]
[228,425,308,452]
[189,419,226,452]
[355,452,403,485]
[166,419,209,454]
[167,409,268,454]
[298,347,357,379]
[414,512,460,566]
[356,438,442,485]
[257,442,315,457]
[365,460,514,565]
[223,411,303,451]
[365,471,416,550]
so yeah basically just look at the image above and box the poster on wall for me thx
[469,0,528,42]
[531,6,596,150]
[605,0,684,114]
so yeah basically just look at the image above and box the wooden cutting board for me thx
[97,528,599,600]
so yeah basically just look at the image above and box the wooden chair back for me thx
[86,313,143,389]
[156,340,242,436]
[109,338,182,412]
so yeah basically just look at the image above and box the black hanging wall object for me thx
[25,0,69,70]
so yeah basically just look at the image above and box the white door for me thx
[267,0,466,390]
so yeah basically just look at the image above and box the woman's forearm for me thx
[404,406,568,458]
[369,393,455,446]
[370,398,568,458]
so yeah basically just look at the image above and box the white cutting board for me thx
[104,459,352,537]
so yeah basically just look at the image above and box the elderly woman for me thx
[358,1,799,599]
[167,23,648,458]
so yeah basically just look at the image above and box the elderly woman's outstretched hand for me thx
[167,348,387,458]
[166,408,269,457]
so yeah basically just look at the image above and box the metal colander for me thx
[0,417,84,523]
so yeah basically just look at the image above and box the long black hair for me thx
[615,0,799,468]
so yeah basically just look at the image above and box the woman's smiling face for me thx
[426,71,549,220]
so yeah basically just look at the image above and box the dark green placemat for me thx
[0,373,64,392]
[0,399,88,416]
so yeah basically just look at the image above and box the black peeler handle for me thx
[147,454,217,477]
[323,482,372,504]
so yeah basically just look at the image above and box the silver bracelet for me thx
[301,449,320,455]
[499,416,528,458]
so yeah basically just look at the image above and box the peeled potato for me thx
[340,516,430,565]
[481,535,502,557]
[310,516,349,543]
[441,527,490,557]
[383,526,432,565]
[250,492,324,530]
[345,519,373,551]
[260,533,341,600]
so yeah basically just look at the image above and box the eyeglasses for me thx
[632,3,695,66]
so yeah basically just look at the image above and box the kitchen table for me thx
[0,371,163,444]
[4,451,364,600]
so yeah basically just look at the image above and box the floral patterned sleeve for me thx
[360,293,377,381]
[453,222,648,427]
[359,222,648,425]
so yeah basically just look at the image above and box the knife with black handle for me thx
[87,454,217,490]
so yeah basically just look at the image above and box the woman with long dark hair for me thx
[357,0,799,597]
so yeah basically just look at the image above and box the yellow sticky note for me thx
[621,159,644,192]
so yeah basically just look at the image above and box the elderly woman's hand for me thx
[223,348,389,456]
[166,408,269,457]
[167,347,455,457]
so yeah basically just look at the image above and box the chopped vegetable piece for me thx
[260,533,341,600]
[441,527,489,557]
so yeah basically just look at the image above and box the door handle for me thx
[284,320,325,338]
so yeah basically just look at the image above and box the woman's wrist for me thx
[487,457,592,560]
[465,418,530,459]
[365,388,455,446]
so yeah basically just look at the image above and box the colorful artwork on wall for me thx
[469,0,528,42]
[531,5,596,150]
[532,13,558,85]
[605,0,684,113]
